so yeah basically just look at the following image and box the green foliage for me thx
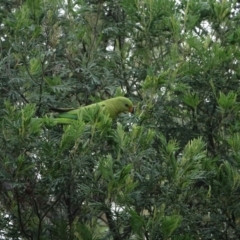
[161,215,182,239]
[217,91,237,111]
[183,92,200,110]
[1,0,240,239]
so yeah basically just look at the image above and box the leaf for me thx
[182,92,200,109]
[161,215,182,239]
[60,116,85,151]
[217,91,237,111]
[29,58,41,75]
[129,209,145,234]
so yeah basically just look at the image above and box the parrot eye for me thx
[125,104,129,107]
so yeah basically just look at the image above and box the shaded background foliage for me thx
[1,0,240,239]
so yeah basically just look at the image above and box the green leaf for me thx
[162,215,182,239]
[217,91,237,111]
[29,58,41,75]
[182,92,200,109]
[227,133,240,153]
[74,223,94,240]
[129,210,145,234]
[60,116,85,151]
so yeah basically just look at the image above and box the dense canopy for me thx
[1,0,240,239]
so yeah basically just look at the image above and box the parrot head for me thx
[111,97,134,116]
[121,97,134,113]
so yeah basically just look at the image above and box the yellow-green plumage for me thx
[33,97,133,126]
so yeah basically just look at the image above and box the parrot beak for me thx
[129,107,134,114]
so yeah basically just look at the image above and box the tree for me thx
[1,0,240,239]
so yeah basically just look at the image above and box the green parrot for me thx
[33,97,134,125]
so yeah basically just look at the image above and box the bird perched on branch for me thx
[33,97,134,125]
